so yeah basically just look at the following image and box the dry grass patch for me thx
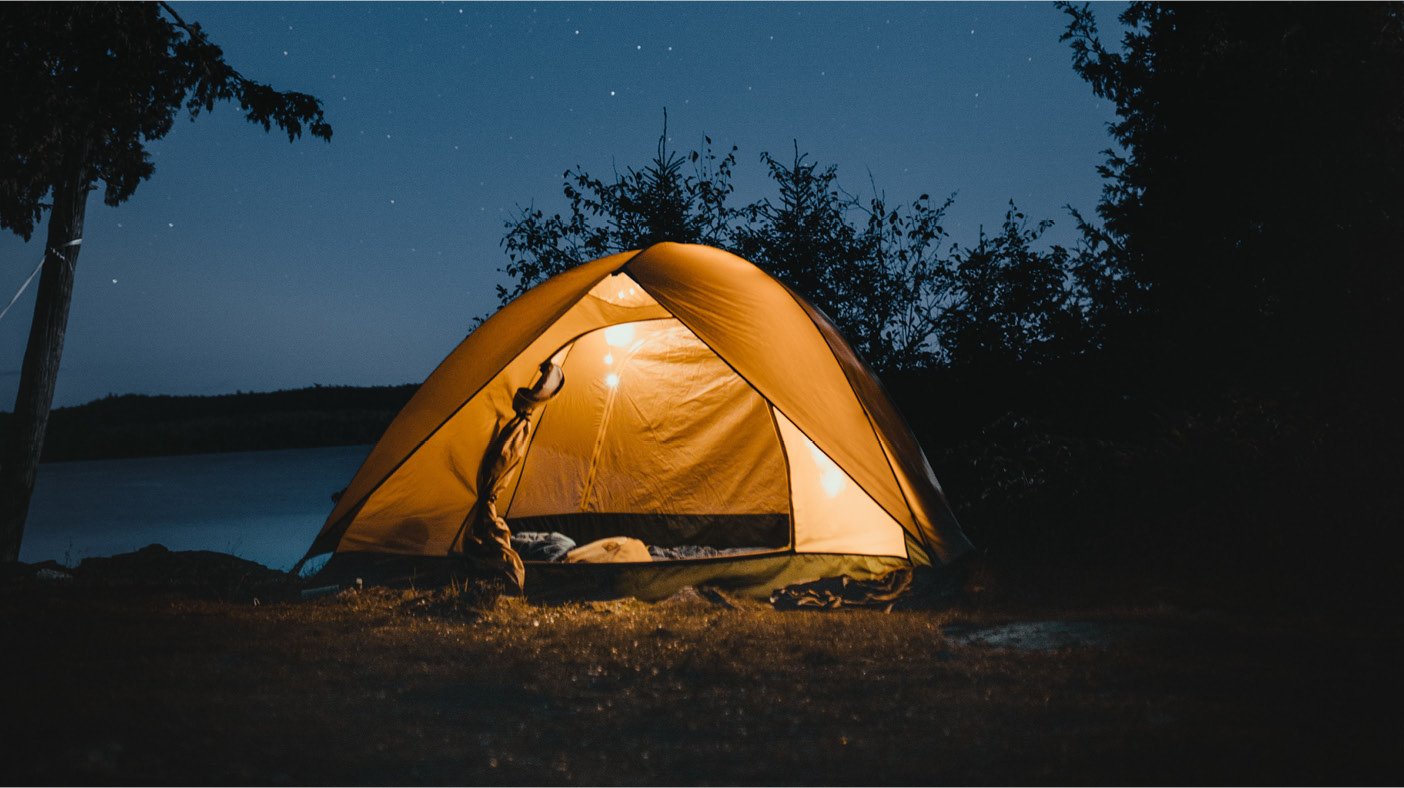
[1,580,1395,785]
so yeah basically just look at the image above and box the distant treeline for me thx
[0,384,418,462]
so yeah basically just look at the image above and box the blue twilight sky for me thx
[1,1,1126,409]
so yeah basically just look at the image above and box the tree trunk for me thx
[0,151,90,562]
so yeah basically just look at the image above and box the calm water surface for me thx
[20,444,371,572]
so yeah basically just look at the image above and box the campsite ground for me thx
[2,550,1397,786]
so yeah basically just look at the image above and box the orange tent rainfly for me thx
[297,243,973,599]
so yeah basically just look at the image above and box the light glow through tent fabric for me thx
[807,437,848,499]
[604,323,635,347]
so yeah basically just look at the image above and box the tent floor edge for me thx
[309,551,938,605]
[529,552,915,602]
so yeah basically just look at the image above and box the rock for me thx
[942,620,1161,651]
[658,585,737,608]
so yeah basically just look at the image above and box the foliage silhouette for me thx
[1058,2,1404,396]
[500,125,1094,375]
[939,203,1080,370]
[499,112,737,304]
[0,2,332,560]
[1014,1,1404,590]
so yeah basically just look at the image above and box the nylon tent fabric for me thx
[297,242,973,596]
[783,283,975,563]
[330,291,673,557]
[506,319,789,521]
[622,244,972,561]
[301,251,635,560]
[306,257,666,561]
[772,409,909,557]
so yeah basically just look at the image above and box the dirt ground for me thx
[1,549,1398,786]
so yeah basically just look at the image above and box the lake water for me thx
[19,444,372,573]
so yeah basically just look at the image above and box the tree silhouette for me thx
[734,149,963,372]
[0,2,332,561]
[733,147,872,352]
[499,126,1094,375]
[939,204,1080,370]
[1058,2,1404,395]
[847,190,956,372]
[499,116,736,304]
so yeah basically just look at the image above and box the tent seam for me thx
[765,402,800,555]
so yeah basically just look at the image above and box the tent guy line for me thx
[0,238,82,325]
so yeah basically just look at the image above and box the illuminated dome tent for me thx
[298,242,973,599]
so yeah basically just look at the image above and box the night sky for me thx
[1,2,1125,409]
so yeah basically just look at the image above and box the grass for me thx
[2,558,1397,786]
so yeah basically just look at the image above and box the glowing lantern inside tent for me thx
[805,436,848,498]
[604,323,635,347]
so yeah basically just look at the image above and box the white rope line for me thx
[0,256,45,324]
[62,236,82,273]
[0,238,82,324]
